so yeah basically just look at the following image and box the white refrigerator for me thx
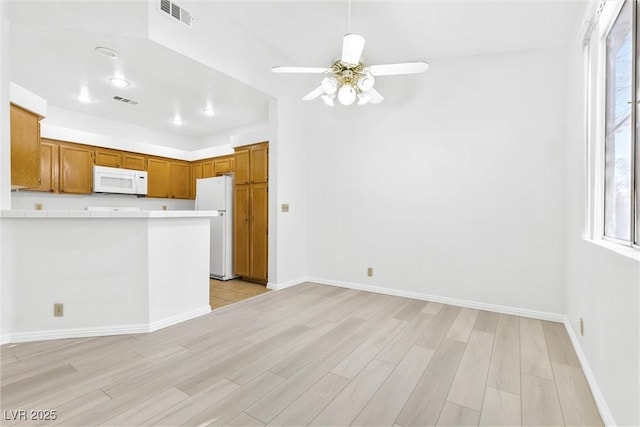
[195,176,236,281]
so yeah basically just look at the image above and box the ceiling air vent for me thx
[113,96,139,106]
[159,0,193,28]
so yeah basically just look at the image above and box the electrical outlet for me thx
[162,205,167,211]
[580,318,584,336]
[281,203,289,213]
[367,267,373,277]
[35,203,43,210]
[53,303,64,317]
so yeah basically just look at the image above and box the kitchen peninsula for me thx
[1,210,215,343]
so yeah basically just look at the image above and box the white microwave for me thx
[93,165,148,196]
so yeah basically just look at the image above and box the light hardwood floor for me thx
[1,283,603,426]
[210,279,270,310]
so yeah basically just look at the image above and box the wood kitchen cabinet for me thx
[30,139,59,192]
[214,156,233,175]
[233,142,268,282]
[94,147,122,168]
[10,103,42,189]
[191,162,203,199]
[147,157,171,198]
[59,142,93,194]
[170,161,190,199]
[122,153,146,171]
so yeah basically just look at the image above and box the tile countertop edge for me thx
[1,210,220,218]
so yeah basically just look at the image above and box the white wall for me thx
[304,48,567,315]
[42,105,200,159]
[1,0,11,341]
[147,218,209,323]
[3,219,150,334]
[564,24,640,426]
[2,216,211,341]
[11,191,193,211]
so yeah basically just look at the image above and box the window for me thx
[603,0,639,246]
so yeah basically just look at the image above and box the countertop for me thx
[1,210,220,218]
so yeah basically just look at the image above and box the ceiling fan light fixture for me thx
[321,94,335,106]
[357,92,371,106]
[321,77,338,95]
[337,84,356,106]
[172,115,183,126]
[357,73,375,92]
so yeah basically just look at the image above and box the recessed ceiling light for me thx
[75,87,94,103]
[201,107,215,116]
[75,94,95,103]
[172,115,183,126]
[95,46,118,59]
[108,77,131,88]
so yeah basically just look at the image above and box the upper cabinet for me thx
[250,144,268,184]
[147,157,171,198]
[10,103,43,189]
[31,139,59,193]
[94,147,122,168]
[59,142,93,194]
[189,155,234,199]
[123,153,146,171]
[234,149,250,185]
[170,161,190,199]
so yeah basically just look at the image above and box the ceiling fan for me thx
[271,32,429,106]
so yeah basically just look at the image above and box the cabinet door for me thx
[234,149,250,184]
[147,158,171,198]
[250,144,268,184]
[59,143,93,194]
[234,185,251,277]
[214,157,232,175]
[249,183,269,281]
[123,153,146,171]
[31,139,59,192]
[94,147,122,168]
[202,160,215,178]
[10,104,41,188]
[191,162,203,199]
[170,161,190,199]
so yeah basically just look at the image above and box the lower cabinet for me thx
[249,183,269,281]
[233,186,251,277]
[59,142,93,194]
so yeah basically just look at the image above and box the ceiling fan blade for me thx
[341,33,366,65]
[369,62,429,76]
[271,66,329,74]
[302,86,324,101]
[369,88,384,104]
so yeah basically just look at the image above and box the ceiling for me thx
[7,1,585,140]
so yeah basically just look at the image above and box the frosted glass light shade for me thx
[337,85,356,105]
[357,92,371,105]
[357,74,375,92]
[321,94,335,106]
[321,77,338,95]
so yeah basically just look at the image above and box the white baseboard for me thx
[306,277,564,323]
[563,317,616,426]
[4,306,212,344]
[0,334,11,345]
[148,306,211,332]
[267,276,308,291]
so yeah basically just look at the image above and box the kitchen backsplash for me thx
[11,191,195,211]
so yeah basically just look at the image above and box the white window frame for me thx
[587,0,640,250]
